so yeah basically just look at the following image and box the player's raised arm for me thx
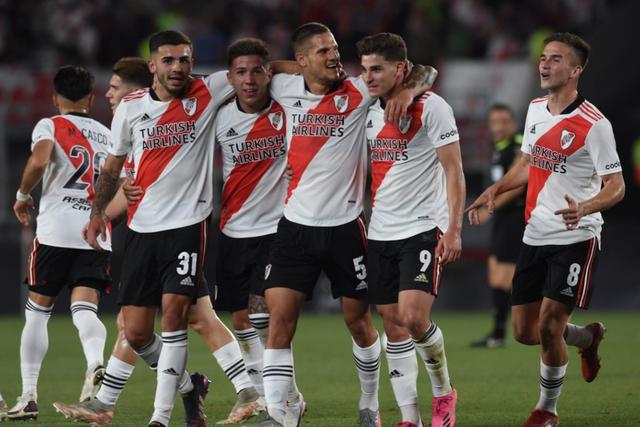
[269,60,302,75]
[86,154,126,249]
[13,138,54,226]
[466,154,530,225]
[384,64,438,124]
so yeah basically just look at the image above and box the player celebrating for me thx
[467,33,625,427]
[470,104,525,348]
[82,30,237,427]
[10,66,112,420]
[358,33,464,427]
[249,23,436,427]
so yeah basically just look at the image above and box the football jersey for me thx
[270,74,373,227]
[521,95,622,246]
[110,72,233,233]
[31,113,113,250]
[216,99,287,238]
[366,93,459,241]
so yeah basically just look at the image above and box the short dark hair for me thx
[543,32,591,68]
[227,38,270,67]
[53,65,94,102]
[291,22,331,54]
[112,57,153,88]
[489,103,515,119]
[148,30,192,54]
[356,33,407,62]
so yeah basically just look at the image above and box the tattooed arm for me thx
[86,154,126,250]
[384,64,438,124]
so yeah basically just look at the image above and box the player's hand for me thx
[384,90,413,125]
[13,198,34,226]
[122,178,143,205]
[85,214,108,251]
[466,186,498,225]
[435,229,462,265]
[554,194,585,230]
[284,163,293,182]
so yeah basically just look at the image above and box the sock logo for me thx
[162,368,180,376]
[425,358,438,365]
[246,368,260,375]
[389,369,404,378]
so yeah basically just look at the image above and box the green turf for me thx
[0,311,638,426]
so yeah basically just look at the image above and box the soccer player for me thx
[466,33,625,427]
[9,65,112,420]
[82,30,237,427]
[358,33,464,427]
[249,23,436,427]
[470,104,526,348]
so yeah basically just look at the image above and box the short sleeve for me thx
[110,100,133,156]
[349,76,374,105]
[586,119,622,175]
[423,94,459,148]
[204,71,234,109]
[270,74,300,103]
[31,118,55,151]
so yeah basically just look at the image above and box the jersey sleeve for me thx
[350,76,374,105]
[270,74,299,103]
[424,94,459,148]
[204,71,235,108]
[31,118,55,151]
[520,104,534,155]
[585,118,622,175]
[110,100,133,156]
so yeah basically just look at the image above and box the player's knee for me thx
[125,329,152,350]
[513,323,538,345]
[400,312,428,337]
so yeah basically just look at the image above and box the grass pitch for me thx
[0,311,638,426]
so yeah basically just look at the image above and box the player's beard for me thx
[159,74,190,98]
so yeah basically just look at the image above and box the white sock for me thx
[249,313,270,344]
[151,330,188,426]
[213,341,253,394]
[96,356,135,406]
[134,334,193,395]
[413,322,452,397]
[178,370,193,395]
[263,349,293,423]
[352,335,381,411]
[20,299,53,398]
[236,328,265,397]
[71,301,107,370]
[564,323,593,349]
[536,360,567,415]
[386,338,420,424]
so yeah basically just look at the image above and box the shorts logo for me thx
[414,273,429,283]
[334,95,349,113]
[264,264,272,280]
[269,111,283,130]
[180,276,195,286]
[560,287,574,297]
[560,129,575,149]
[182,97,197,116]
[355,280,367,291]
[398,116,412,134]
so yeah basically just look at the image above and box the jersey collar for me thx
[546,93,585,115]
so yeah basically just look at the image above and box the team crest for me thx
[398,116,412,134]
[334,95,349,113]
[560,129,575,149]
[268,111,283,130]
[181,97,197,116]
[264,264,272,280]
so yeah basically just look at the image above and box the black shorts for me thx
[265,216,368,300]
[367,228,444,305]
[511,238,599,309]
[215,231,274,312]
[490,210,525,263]
[118,220,209,307]
[24,239,112,297]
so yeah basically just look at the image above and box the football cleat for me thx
[393,420,425,427]
[253,396,266,415]
[241,414,284,426]
[521,409,559,427]
[470,335,506,348]
[80,364,105,402]
[579,322,605,382]
[7,394,38,421]
[182,372,210,427]
[216,387,260,424]
[53,398,114,425]
[148,422,167,427]
[359,408,382,427]
[283,392,306,427]
[431,388,457,427]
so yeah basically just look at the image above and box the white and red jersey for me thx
[215,99,288,238]
[31,113,112,250]
[366,93,459,241]
[110,71,233,233]
[522,95,622,246]
[270,74,373,227]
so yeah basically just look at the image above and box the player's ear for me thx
[295,51,306,67]
[148,58,156,74]
[571,65,582,79]
[52,94,59,110]
[87,93,95,110]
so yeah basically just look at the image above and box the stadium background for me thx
[0,1,639,426]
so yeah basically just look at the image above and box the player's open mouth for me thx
[540,72,550,79]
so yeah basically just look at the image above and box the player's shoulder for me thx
[419,91,452,115]
[122,88,150,103]
[577,99,608,124]
[530,95,549,105]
